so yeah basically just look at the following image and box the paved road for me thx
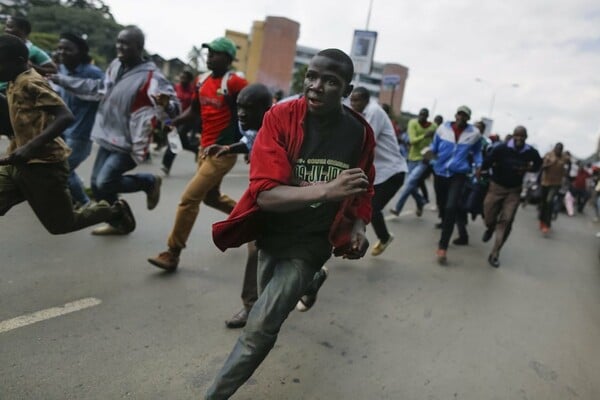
[1,144,599,400]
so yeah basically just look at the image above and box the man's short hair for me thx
[419,108,429,115]
[0,34,29,62]
[60,32,91,63]
[352,86,370,100]
[239,83,272,109]
[9,16,31,35]
[316,48,354,84]
[122,25,145,49]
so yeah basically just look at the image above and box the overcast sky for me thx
[104,0,600,158]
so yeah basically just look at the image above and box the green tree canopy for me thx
[28,3,122,67]
[290,64,307,95]
[1,1,123,68]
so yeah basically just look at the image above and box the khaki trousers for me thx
[483,181,522,257]
[167,153,237,250]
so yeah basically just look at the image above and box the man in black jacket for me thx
[481,126,542,267]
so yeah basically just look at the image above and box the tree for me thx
[290,64,307,95]
[27,3,123,67]
[187,46,206,73]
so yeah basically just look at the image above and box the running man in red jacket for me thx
[206,48,375,399]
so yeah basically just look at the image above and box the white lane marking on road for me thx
[385,210,414,221]
[0,297,101,334]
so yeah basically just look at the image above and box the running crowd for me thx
[1,17,598,399]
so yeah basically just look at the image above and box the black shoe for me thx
[296,267,328,312]
[482,228,494,243]
[225,308,249,329]
[452,236,469,246]
[113,199,136,234]
[488,254,500,268]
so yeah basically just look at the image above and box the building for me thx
[148,54,188,81]
[225,17,409,114]
[227,16,299,95]
[293,45,409,115]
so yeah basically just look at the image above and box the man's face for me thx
[554,143,563,156]
[4,18,25,40]
[115,30,142,65]
[304,55,350,116]
[455,112,469,128]
[418,110,428,123]
[57,39,80,69]
[206,50,230,72]
[237,94,268,131]
[512,129,527,149]
[179,72,192,86]
[349,92,369,114]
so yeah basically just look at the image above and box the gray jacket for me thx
[55,59,179,163]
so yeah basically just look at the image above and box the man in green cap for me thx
[148,37,248,271]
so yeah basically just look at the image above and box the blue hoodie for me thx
[431,121,482,177]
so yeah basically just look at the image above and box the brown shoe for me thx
[91,223,128,236]
[225,308,249,329]
[147,249,179,271]
[147,175,162,210]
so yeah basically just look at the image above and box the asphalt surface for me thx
[1,142,599,400]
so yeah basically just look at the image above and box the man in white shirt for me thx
[350,87,407,255]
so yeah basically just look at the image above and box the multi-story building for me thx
[293,45,409,115]
[226,16,409,114]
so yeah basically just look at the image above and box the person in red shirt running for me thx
[160,69,199,175]
[147,37,247,270]
[570,162,591,213]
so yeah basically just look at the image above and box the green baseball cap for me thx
[456,105,472,118]
[202,37,237,59]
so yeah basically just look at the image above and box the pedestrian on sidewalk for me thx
[539,143,569,234]
[481,126,542,267]
[55,33,104,208]
[0,35,135,236]
[207,48,375,399]
[202,83,272,329]
[350,86,406,256]
[390,108,437,218]
[50,26,178,235]
[431,106,482,265]
[160,69,199,175]
[147,37,247,270]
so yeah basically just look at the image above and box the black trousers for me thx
[161,123,199,170]
[434,174,467,250]
[371,172,405,242]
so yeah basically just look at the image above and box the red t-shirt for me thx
[573,169,590,190]
[175,82,195,111]
[193,73,247,148]
[451,122,466,142]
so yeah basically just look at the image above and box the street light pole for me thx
[366,0,374,30]
[475,78,519,118]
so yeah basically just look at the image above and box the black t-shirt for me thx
[258,108,365,265]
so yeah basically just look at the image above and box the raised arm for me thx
[50,73,106,101]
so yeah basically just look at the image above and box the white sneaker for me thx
[296,267,328,312]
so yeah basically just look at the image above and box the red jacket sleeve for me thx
[247,106,295,198]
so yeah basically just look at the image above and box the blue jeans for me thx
[65,137,92,205]
[393,160,426,213]
[91,146,155,204]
